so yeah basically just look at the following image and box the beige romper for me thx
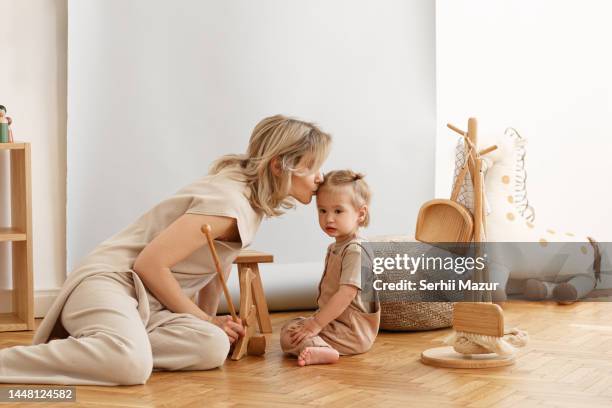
[0,167,262,385]
[280,237,380,356]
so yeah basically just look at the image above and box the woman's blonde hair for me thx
[318,169,371,227]
[210,114,331,216]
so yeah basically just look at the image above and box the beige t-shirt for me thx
[34,166,262,344]
[74,166,262,298]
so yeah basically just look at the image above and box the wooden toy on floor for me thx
[421,303,527,368]
[201,225,266,360]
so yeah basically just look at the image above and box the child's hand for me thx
[290,317,322,346]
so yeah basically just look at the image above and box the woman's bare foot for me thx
[297,347,339,366]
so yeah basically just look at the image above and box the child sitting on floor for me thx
[280,170,380,366]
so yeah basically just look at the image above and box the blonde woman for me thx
[0,115,331,385]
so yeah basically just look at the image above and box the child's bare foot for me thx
[297,347,339,366]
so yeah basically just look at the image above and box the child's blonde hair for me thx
[210,114,331,217]
[318,169,371,227]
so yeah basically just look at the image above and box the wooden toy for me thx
[7,116,14,143]
[0,106,9,143]
[201,225,266,360]
[421,303,518,368]
[0,105,15,143]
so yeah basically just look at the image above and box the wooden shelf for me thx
[0,142,27,150]
[0,142,34,331]
[0,312,29,331]
[0,227,27,242]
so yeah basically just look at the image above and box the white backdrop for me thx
[436,0,612,240]
[67,0,436,309]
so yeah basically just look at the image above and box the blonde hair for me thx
[210,114,331,217]
[318,169,371,227]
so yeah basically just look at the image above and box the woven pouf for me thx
[367,235,456,332]
[380,301,453,331]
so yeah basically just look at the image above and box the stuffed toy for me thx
[474,128,601,303]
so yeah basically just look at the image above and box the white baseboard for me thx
[0,288,61,318]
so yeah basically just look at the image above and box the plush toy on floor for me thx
[479,128,601,304]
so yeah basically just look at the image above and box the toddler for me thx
[280,170,380,366]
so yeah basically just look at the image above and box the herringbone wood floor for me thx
[2,301,612,407]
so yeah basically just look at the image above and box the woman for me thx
[0,115,331,385]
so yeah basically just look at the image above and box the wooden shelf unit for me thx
[0,142,34,331]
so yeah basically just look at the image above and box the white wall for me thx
[67,0,436,307]
[6,0,609,317]
[436,0,612,239]
[0,0,67,315]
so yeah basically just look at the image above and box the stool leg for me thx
[244,263,273,334]
[232,267,255,360]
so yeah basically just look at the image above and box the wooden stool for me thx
[233,250,274,334]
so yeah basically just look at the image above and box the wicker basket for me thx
[380,301,453,331]
[368,235,455,331]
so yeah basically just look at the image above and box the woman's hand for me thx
[290,317,322,346]
[211,315,245,344]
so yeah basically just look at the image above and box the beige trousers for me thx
[0,272,229,386]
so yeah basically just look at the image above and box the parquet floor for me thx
[2,301,612,407]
